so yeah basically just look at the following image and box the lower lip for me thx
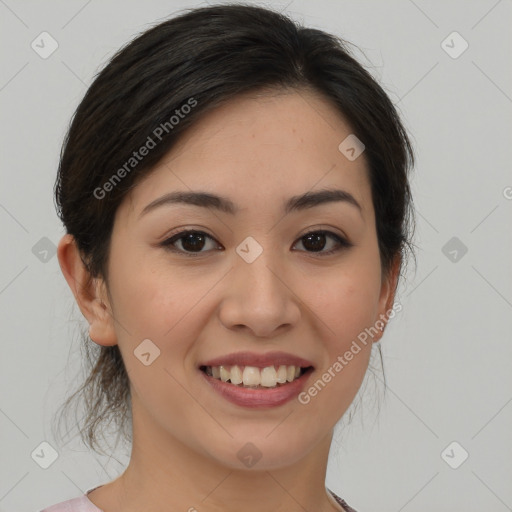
[199,368,313,408]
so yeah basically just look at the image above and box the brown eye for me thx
[161,230,221,256]
[293,231,352,255]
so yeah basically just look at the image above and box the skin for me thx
[58,88,399,512]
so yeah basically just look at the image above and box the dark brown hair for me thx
[52,2,415,455]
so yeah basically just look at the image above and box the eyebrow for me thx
[139,188,362,218]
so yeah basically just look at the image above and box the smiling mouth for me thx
[199,364,313,388]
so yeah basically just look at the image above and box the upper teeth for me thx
[205,365,302,387]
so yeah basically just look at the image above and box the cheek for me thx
[296,269,380,418]
[296,249,382,402]
[107,244,214,339]
[107,260,209,412]
[304,259,383,345]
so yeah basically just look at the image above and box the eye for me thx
[160,229,352,257]
[292,230,352,255]
[161,230,220,256]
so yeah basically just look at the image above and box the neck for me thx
[99,401,340,512]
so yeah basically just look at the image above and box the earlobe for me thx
[57,234,117,346]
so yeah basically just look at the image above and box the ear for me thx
[57,234,117,346]
[372,253,401,343]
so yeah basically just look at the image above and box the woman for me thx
[41,3,414,511]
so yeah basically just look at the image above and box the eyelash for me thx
[160,229,353,257]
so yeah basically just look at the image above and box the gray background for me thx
[1,1,511,511]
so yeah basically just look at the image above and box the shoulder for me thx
[38,495,102,512]
[328,488,359,512]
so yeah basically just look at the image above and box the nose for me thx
[218,247,301,338]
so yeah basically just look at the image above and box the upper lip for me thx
[200,351,314,369]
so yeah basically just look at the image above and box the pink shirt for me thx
[39,485,357,511]
[39,486,103,512]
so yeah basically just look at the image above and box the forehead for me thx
[122,89,371,218]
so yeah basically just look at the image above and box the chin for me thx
[200,432,319,472]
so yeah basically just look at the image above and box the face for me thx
[95,89,396,470]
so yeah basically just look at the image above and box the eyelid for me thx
[296,224,349,242]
